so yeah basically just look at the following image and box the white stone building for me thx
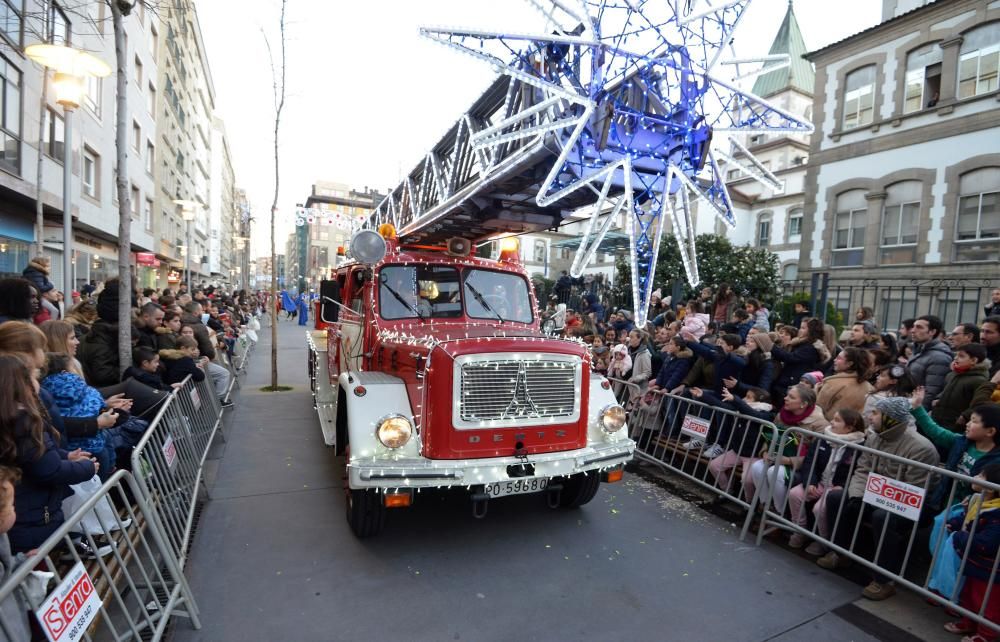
[799,0,999,327]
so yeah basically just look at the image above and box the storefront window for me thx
[0,236,29,277]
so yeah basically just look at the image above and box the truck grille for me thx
[458,358,579,423]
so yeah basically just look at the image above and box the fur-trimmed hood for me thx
[789,336,831,363]
[26,259,49,274]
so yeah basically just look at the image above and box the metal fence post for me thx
[818,272,830,323]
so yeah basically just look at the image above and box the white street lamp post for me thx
[173,200,198,291]
[25,44,110,297]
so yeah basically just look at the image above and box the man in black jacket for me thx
[984,289,1000,318]
[180,301,232,404]
[982,316,1000,378]
[134,302,165,351]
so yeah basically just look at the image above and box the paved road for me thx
[171,320,889,642]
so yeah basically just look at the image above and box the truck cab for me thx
[308,226,634,537]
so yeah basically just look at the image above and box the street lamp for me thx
[25,44,111,297]
[173,200,198,290]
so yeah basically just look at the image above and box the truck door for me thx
[339,267,366,374]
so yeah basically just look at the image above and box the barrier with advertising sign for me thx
[36,563,101,642]
[752,425,1000,635]
[863,472,926,521]
[680,414,711,440]
[0,471,200,641]
[607,380,781,536]
[131,376,218,566]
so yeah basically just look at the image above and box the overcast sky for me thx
[197,0,882,259]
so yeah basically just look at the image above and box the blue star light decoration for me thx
[423,0,814,326]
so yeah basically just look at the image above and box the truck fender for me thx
[337,371,422,461]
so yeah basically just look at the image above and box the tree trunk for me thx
[34,70,48,257]
[268,0,287,390]
[111,1,133,375]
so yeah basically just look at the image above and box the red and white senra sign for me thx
[36,562,101,642]
[680,414,711,440]
[862,472,926,521]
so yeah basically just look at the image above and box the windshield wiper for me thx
[465,282,504,323]
[380,276,426,322]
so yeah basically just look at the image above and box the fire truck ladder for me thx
[361,1,813,325]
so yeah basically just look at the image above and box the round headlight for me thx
[376,414,412,449]
[599,404,627,434]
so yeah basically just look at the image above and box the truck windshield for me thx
[464,269,533,323]
[378,265,462,320]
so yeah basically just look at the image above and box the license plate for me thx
[485,477,549,498]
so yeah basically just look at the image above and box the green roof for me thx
[751,1,814,98]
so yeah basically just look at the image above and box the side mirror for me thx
[320,280,341,323]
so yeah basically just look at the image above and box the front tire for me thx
[559,471,601,508]
[346,487,386,537]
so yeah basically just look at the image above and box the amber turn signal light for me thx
[384,492,412,508]
[603,468,624,483]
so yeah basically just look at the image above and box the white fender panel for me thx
[586,374,630,444]
[338,371,422,461]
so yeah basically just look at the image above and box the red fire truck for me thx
[308,225,634,537]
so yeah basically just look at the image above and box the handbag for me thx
[61,475,123,535]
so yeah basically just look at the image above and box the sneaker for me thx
[61,538,114,561]
[788,533,808,549]
[862,580,897,601]
[219,399,234,409]
[804,541,826,556]
[816,551,850,570]
[702,444,725,459]
[681,439,704,450]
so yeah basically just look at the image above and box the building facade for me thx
[286,181,382,293]
[153,0,235,289]
[0,1,237,293]
[800,0,999,327]
[0,1,160,289]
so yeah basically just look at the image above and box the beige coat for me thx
[816,372,874,422]
[847,422,940,499]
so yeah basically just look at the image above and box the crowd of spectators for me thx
[571,281,1000,629]
[0,258,261,585]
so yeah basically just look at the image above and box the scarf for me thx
[964,494,1000,527]
[779,403,817,427]
[951,362,973,374]
[819,426,866,487]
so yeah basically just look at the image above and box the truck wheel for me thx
[559,471,601,508]
[346,487,386,538]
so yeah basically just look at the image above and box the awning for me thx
[551,231,631,254]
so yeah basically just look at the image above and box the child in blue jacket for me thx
[944,463,1000,640]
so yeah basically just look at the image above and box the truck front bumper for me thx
[347,439,635,490]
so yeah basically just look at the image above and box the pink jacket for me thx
[682,312,710,340]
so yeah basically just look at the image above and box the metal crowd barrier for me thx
[130,375,225,567]
[752,425,1000,635]
[609,380,782,534]
[232,333,253,374]
[0,471,200,640]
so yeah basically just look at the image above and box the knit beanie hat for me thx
[874,396,911,426]
[752,332,774,353]
[96,278,136,323]
[800,371,825,386]
[97,282,120,322]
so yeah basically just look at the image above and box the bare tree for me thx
[110,0,133,375]
[264,0,287,390]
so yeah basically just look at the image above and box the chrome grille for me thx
[459,358,579,422]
